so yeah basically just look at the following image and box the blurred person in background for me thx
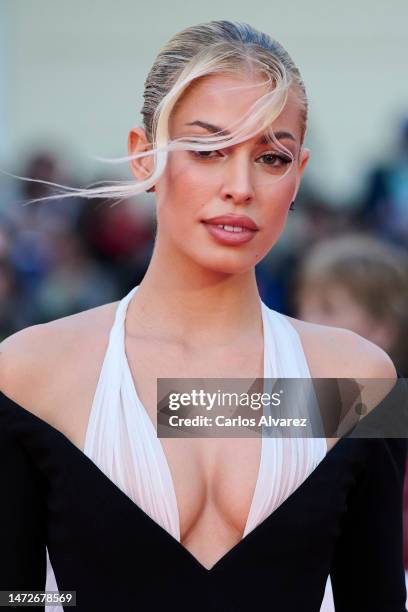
[292,233,408,377]
[0,224,41,336]
[7,151,82,302]
[256,190,350,313]
[12,151,82,232]
[32,226,119,322]
[358,117,408,247]
[1,153,154,326]
[0,257,19,340]
[75,193,155,294]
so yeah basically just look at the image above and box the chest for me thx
[56,336,266,541]
[125,335,264,422]
[45,431,358,600]
[125,337,266,539]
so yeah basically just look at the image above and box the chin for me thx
[190,249,261,276]
[172,230,271,275]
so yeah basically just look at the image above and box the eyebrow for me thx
[185,120,297,143]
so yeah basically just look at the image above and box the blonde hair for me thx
[21,20,308,204]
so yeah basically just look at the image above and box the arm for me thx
[330,437,407,612]
[0,416,47,610]
[0,322,81,609]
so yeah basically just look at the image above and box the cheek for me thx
[255,175,296,241]
[156,153,217,218]
[257,169,297,208]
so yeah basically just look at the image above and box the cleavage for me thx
[160,435,262,541]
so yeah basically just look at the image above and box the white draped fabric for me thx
[45,284,329,610]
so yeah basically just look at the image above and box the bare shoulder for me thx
[283,315,398,448]
[0,300,120,419]
[282,314,397,380]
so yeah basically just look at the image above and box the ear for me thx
[128,127,155,187]
[292,147,311,201]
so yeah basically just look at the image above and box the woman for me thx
[0,20,406,612]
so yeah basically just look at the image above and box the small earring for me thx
[289,201,295,211]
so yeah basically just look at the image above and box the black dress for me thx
[0,382,407,612]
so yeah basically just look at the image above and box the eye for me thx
[190,149,224,160]
[256,152,292,166]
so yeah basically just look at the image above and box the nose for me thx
[219,154,255,205]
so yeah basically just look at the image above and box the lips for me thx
[201,214,259,247]
[201,214,259,231]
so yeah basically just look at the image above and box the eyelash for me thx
[190,150,292,167]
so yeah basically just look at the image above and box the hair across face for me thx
[137,21,308,194]
[19,21,309,207]
[148,71,309,276]
[142,20,308,147]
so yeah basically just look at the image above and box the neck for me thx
[126,236,263,348]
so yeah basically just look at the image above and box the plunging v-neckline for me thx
[121,289,269,561]
[0,390,273,575]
